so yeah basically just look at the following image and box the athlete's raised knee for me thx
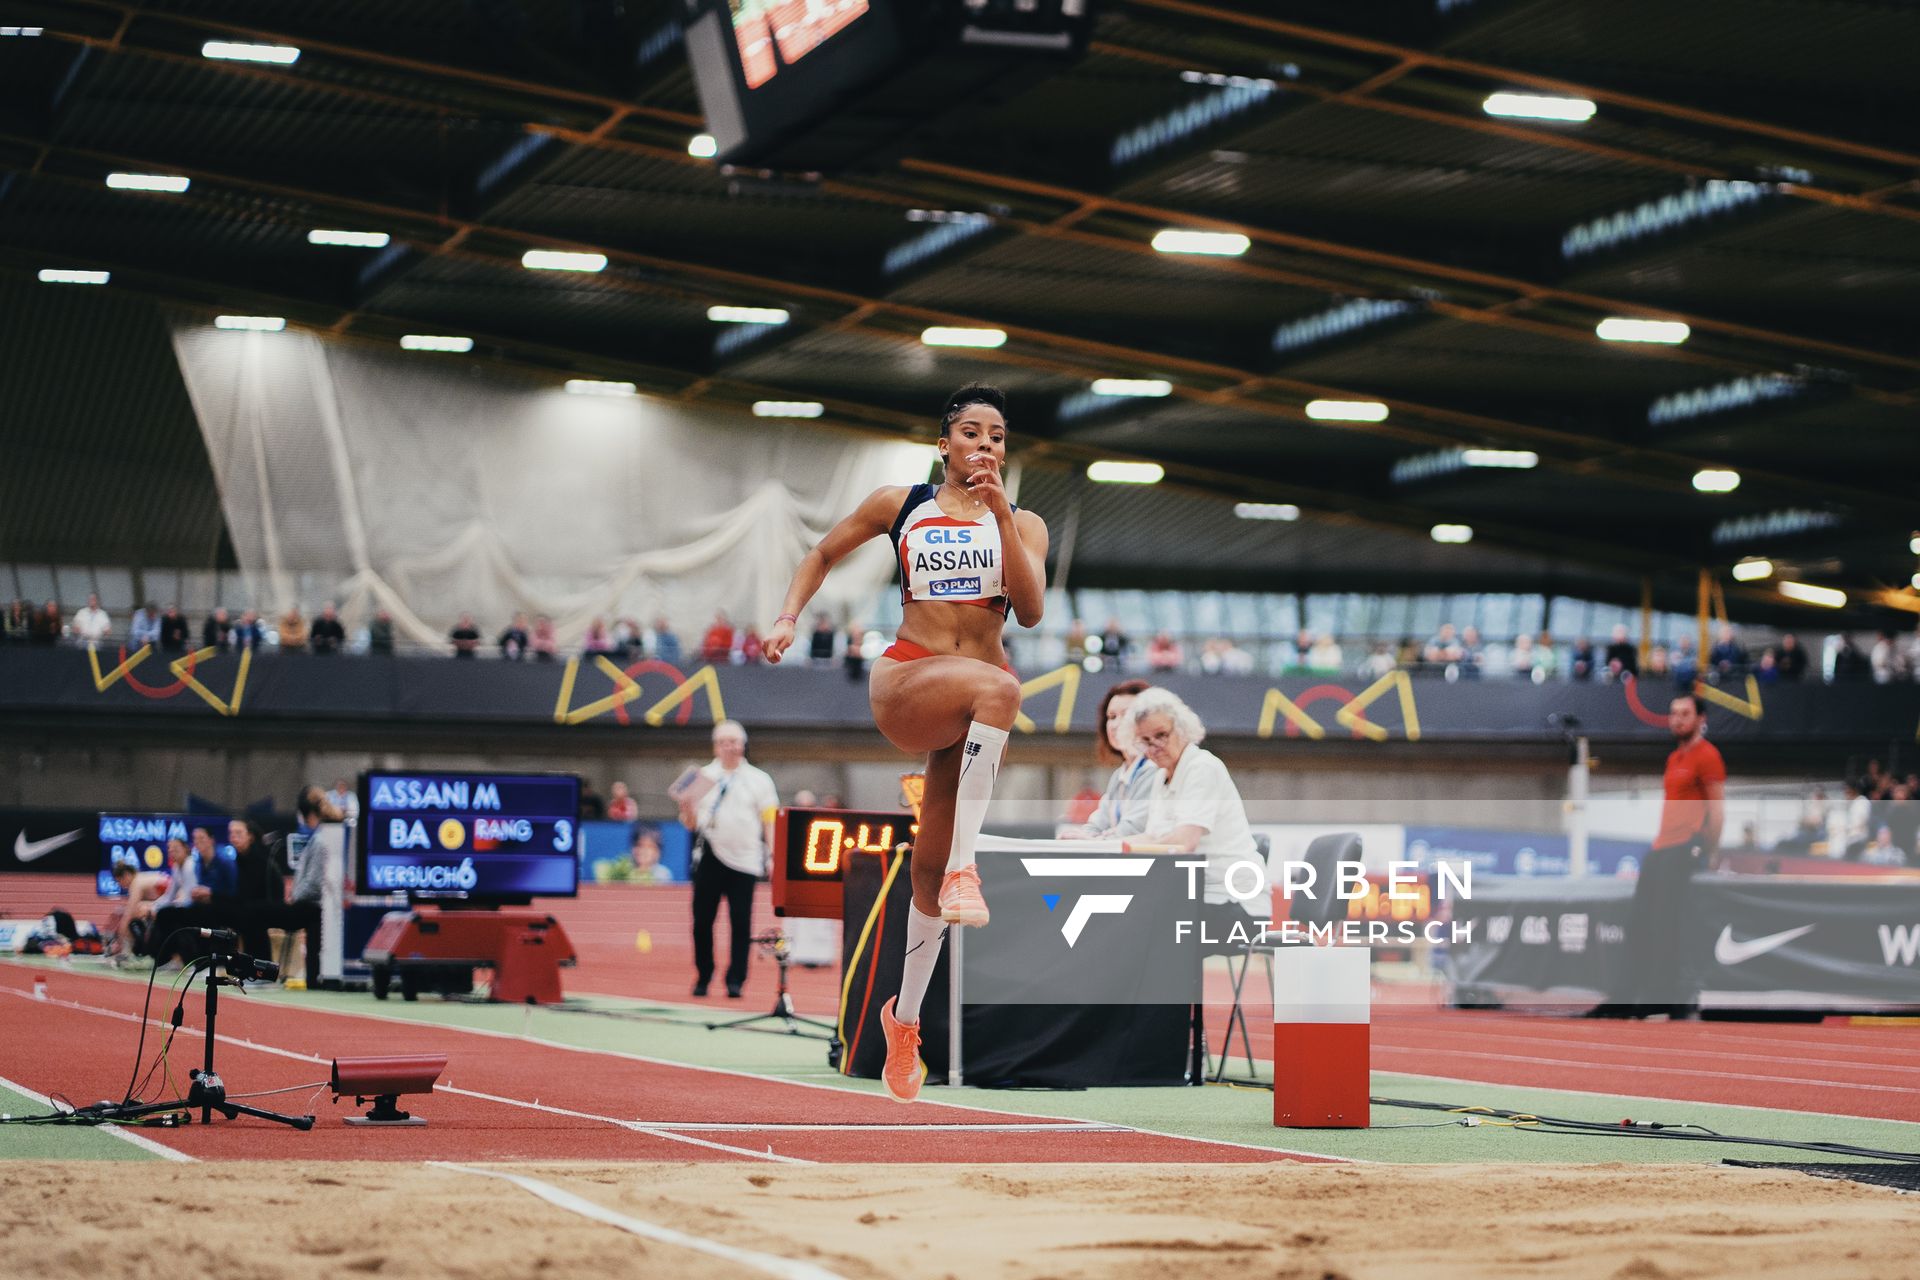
[970,668,1023,727]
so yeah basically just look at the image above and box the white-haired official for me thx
[1131,688,1261,918]
[678,719,780,999]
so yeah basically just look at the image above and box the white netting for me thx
[169,319,930,649]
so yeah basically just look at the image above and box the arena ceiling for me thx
[2,0,1916,618]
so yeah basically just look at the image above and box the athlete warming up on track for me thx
[764,383,1048,1102]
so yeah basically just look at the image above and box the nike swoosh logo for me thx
[1714,923,1815,966]
[13,829,85,863]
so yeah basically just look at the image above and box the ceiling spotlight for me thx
[1150,229,1250,256]
[1087,461,1164,485]
[1731,559,1773,582]
[1090,379,1173,397]
[201,40,301,64]
[399,335,474,353]
[1430,524,1474,544]
[522,249,608,272]
[688,134,718,159]
[214,315,285,331]
[38,269,110,285]
[751,401,824,418]
[105,172,190,193]
[1777,580,1846,609]
[308,229,390,248]
[1234,503,1299,521]
[1482,92,1595,122]
[1909,535,1920,555]
[1305,399,1389,422]
[1597,317,1690,344]
[708,305,790,325]
[564,379,637,396]
[1692,468,1741,493]
[920,326,1006,348]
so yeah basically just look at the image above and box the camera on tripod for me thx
[221,952,280,984]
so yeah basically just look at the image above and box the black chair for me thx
[1211,830,1361,1083]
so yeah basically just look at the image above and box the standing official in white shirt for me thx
[679,720,780,998]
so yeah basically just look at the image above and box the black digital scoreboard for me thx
[357,771,580,902]
[682,0,1096,169]
[772,806,916,918]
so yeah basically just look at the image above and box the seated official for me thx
[1070,679,1154,838]
[1130,687,1263,937]
[147,826,234,967]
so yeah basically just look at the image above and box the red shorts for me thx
[881,637,1016,677]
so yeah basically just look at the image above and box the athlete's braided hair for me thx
[939,383,1007,437]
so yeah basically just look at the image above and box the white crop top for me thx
[888,484,1013,615]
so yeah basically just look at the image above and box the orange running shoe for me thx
[938,863,989,927]
[879,996,925,1103]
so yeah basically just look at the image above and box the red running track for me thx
[0,964,1322,1164]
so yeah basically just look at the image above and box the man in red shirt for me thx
[1598,694,1726,1017]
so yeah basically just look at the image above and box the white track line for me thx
[1374,1023,1920,1073]
[0,1069,194,1162]
[1373,1068,1920,1129]
[631,1122,1132,1132]
[1370,1042,1920,1096]
[431,1163,845,1280]
[5,967,1342,1163]
[0,986,797,1164]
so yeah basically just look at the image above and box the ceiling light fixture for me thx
[1597,317,1690,344]
[1777,581,1846,609]
[1692,468,1741,493]
[37,269,110,285]
[1087,461,1164,484]
[1461,448,1539,469]
[1150,229,1250,256]
[1305,399,1389,422]
[105,172,190,193]
[1090,378,1173,397]
[751,401,825,418]
[1731,559,1773,582]
[1234,503,1299,521]
[399,335,473,352]
[564,379,637,396]
[1482,92,1595,122]
[308,229,390,248]
[522,249,608,272]
[214,315,285,331]
[920,326,1006,348]
[688,134,718,159]
[1430,524,1474,544]
[201,40,300,64]
[707,305,790,325]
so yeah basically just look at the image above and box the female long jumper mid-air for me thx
[763,383,1047,1101]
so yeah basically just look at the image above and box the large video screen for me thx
[96,813,231,897]
[729,0,872,88]
[357,771,580,901]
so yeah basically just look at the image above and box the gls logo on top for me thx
[1019,857,1153,947]
[928,577,982,598]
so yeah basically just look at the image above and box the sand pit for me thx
[4,1160,1915,1279]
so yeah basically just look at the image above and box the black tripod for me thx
[706,930,839,1045]
[94,950,314,1130]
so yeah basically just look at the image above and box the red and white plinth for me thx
[1272,945,1371,1128]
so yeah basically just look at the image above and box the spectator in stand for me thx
[1776,633,1808,682]
[647,617,681,665]
[232,609,264,651]
[1146,631,1182,672]
[1832,634,1870,681]
[1862,826,1905,867]
[31,600,63,644]
[498,612,531,660]
[1307,631,1343,673]
[1292,628,1313,669]
[529,614,556,661]
[612,617,641,662]
[1362,642,1396,680]
[2,599,27,642]
[1670,636,1698,687]
[1871,630,1904,684]
[808,613,839,665]
[128,602,161,650]
[71,593,111,646]
[579,782,607,821]
[1708,623,1747,680]
[1841,779,1872,857]
[1100,619,1131,672]
[277,605,308,652]
[1604,624,1638,680]
[581,617,613,655]
[1570,636,1596,681]
[1064,619,1091,665]
[1394,636,1421,669]
[202,606,233,651]
[157,604,190,653]
[309,602,347,654]
[1755,649,1779,684]
[1423,623,1464,669]
[1647,644,1670,679]
[842,623,866,680]
[1508,632,1536,680]
[1458,627,1484,679]
[326,776,359,822]
[1884,781,1920,861]
[606,780,639,822]
[368,609,395,654]
[1534,632,1557,680]
[1198,637,1226,676]
[700,611,735,665]
[448,612,481,657]
[1220,638,1255,676]
[737,627,763,664]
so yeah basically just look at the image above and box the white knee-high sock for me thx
[895,906,946,1023]
[947,721,1009,871]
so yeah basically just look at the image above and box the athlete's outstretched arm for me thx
[763,486,905,663]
